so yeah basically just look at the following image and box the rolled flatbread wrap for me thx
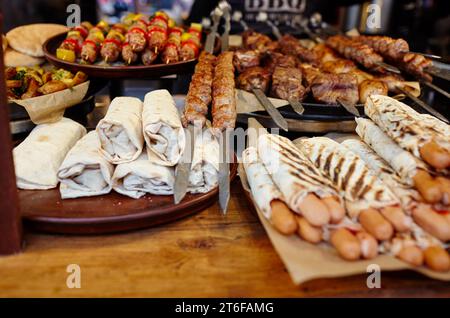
[188,129,219,194]
[342,138,420,212]
[355,117,428,185]
[13,117,86,190]
[97,97,144,164]
[143,89,185,166]
[297,137,399,218]
[242,146,283,219]
[365,95,450,162]
[57,131,114,199]
[257,134,339,215]
[112,152,174,199]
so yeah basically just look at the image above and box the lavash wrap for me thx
[257,134,340,216]
[297,137,399,219]
[188,129,219,194]
[112,152,174,199]
[242,146,283,219]
[365,95,450,168]
[342,138,420,213]
[355,117,428,185]
[143,89,185,166]
[57,131,114,199]
[13,117,86,190]
[97,96,144,164]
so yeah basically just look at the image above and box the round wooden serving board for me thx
[43,33,197,79]
[19,161,238,235]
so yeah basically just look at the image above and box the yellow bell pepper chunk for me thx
[190,23,202,32]
[56,48,76,62]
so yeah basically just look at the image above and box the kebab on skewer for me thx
[353,35,434,82]
[182,51,216,127]
[161,27,183,64]
[100,25,126,63]
[124,16,148,53]
[147,11,169,54]
[80,25,106,63]
[180,23,203,61]
[212,51,236,130]
[56,21,95,62]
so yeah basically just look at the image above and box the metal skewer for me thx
[336,98,360,117]
[421,81,450,100]
[252,88,289,131]
[407,51,441,59]
[396,85,449,124]
[425,62,450,82]
[218,0,232,214]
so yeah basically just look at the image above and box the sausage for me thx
[397,245,424,267]
[424,246,450,272]
[380,206,411,233]
[330,228,361,261]
[270,200,298,235]
[359,208,394,241]
[321,196,345,224]
[298,194,331,227]
[412,204,450,242]
[413,170,442,204]
[356,232,378,259]
[419,141,450,170]
[296,216,323,244]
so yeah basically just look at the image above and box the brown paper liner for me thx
[239,120,450,284]
[11,81,89,124]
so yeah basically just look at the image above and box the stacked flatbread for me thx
[14,117,86,190]
[4,23,67,67]
[142,89,185,166]
[14,89,220,202]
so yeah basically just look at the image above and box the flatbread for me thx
[297,137,400,218]
[365,94,450,162]
[187,129,219,194]
[143,89,185,166]
[4,47,44,67]
[13,117,86,190]
[6,23,68,57]
[58,131,114,199]
[112,151,174,199]
[242,146,283,219]
[97,96,144,164]
[257,134,340,215]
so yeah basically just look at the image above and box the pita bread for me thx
[6,23,68,57]
[2,35,7,51]
[4,47,44,67]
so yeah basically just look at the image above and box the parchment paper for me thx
[11,81,90,124]
[239,119,450,284]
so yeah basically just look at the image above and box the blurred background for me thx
[1,0,448,58]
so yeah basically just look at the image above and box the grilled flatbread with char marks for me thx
[242,146,283,219]
[355,118,430,185]
[257,134,340,215]
[297,137,400,218]
[365,95,449,174]
[342,138,420,213]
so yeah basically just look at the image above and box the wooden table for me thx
[0,178,449,297]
